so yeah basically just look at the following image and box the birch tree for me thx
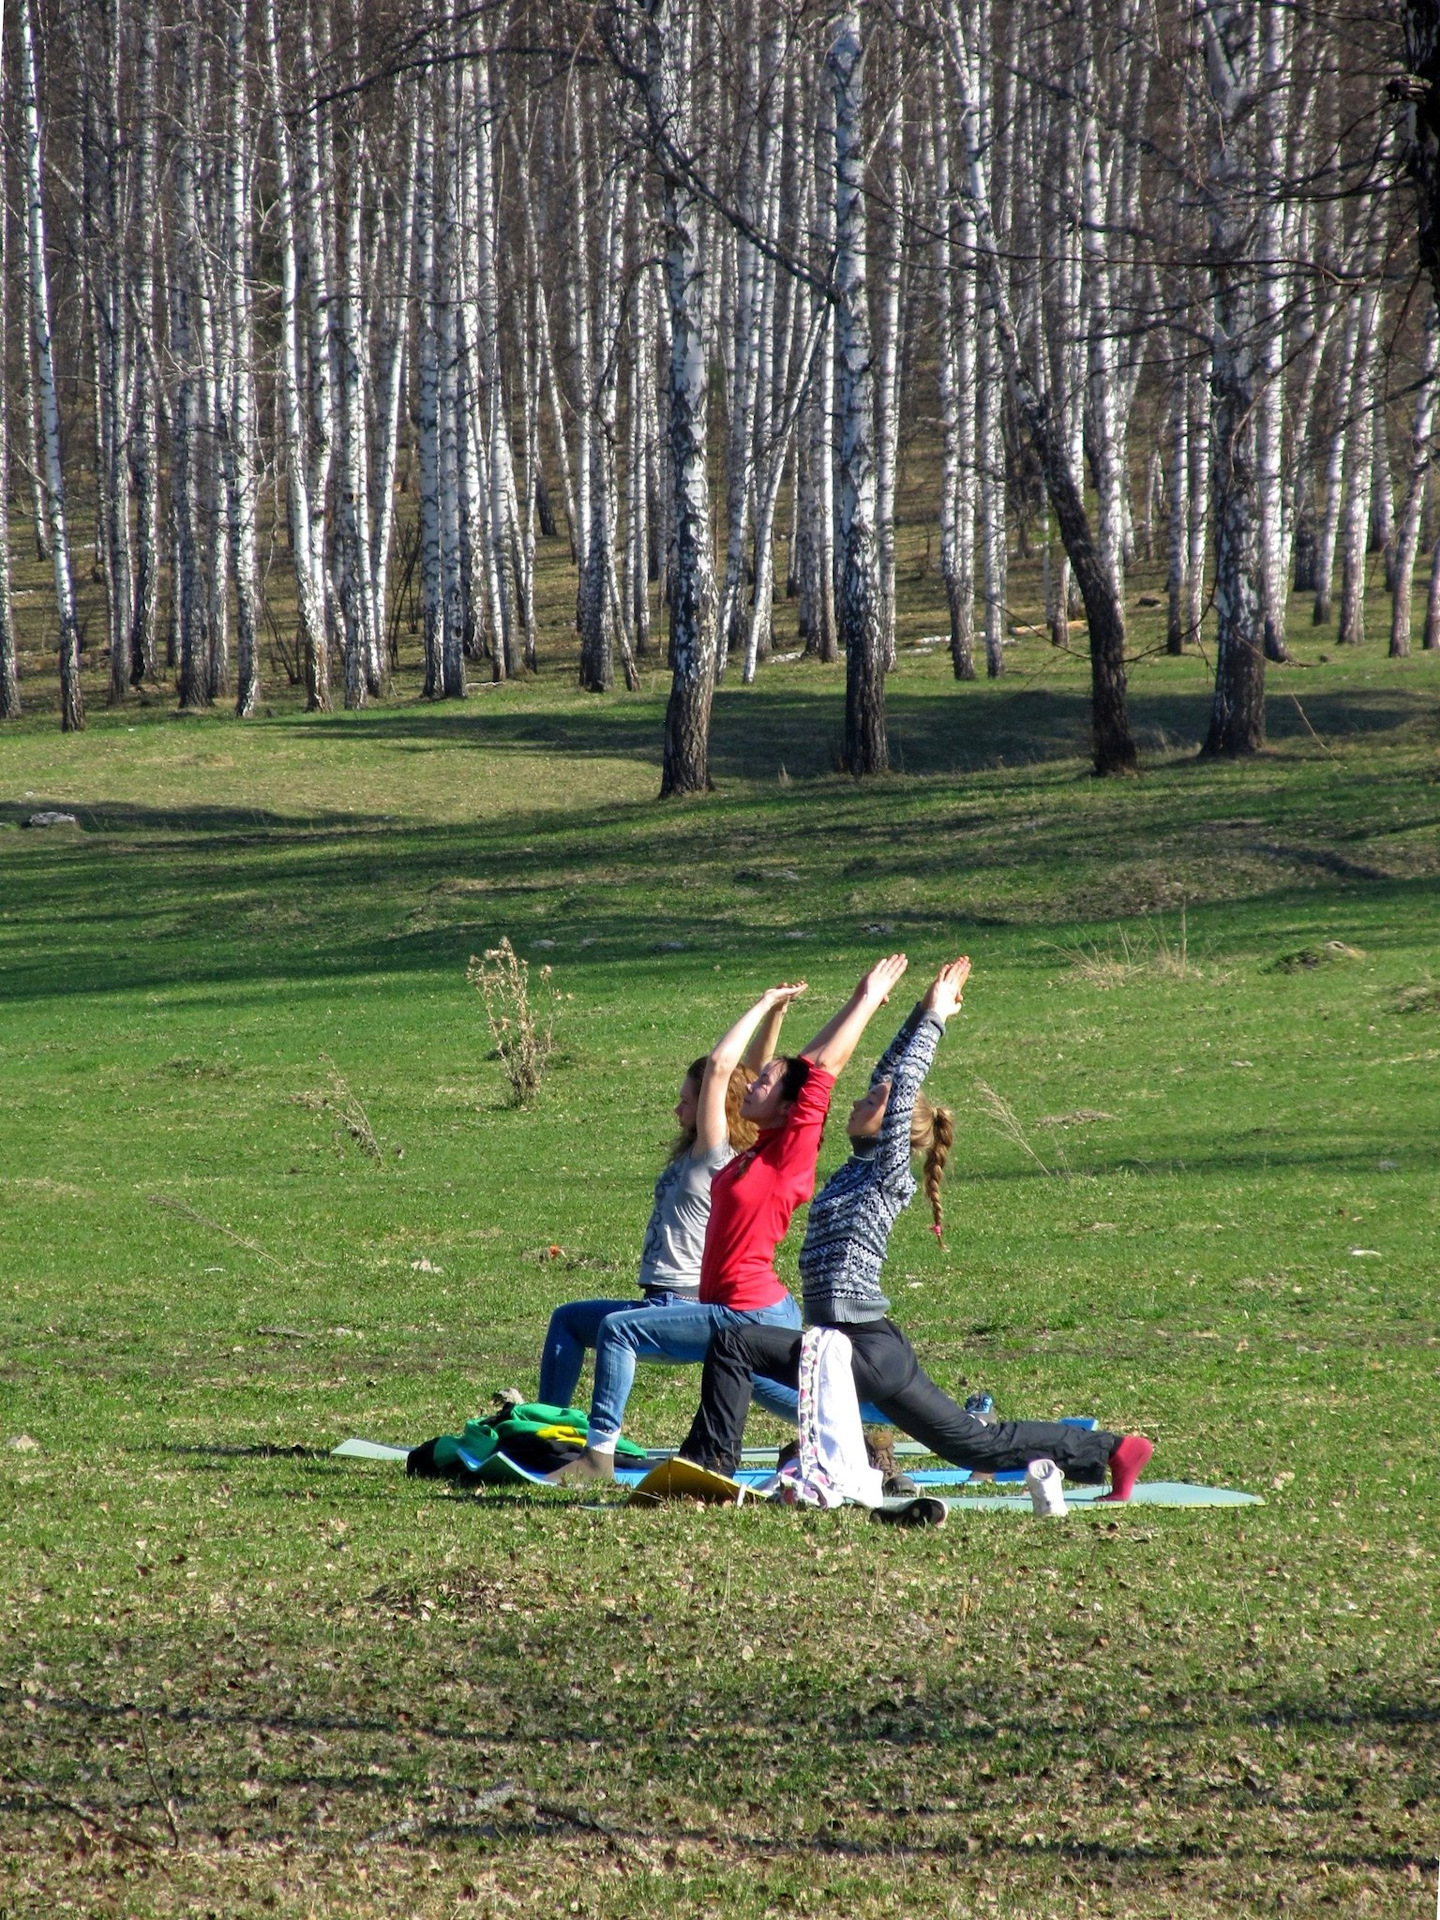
[1389,306,1438,657]
[223,0,261,717]
[127,0,159,686]
[0,0,17,718]
[1197,1,1265,757]
[265,0,330,709]
[18,0,83,731]
[637,0,720,794]
[830,8,888,776]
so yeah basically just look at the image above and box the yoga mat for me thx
[928,1481,1263,1513]
[612,1465,982,1490]
[333,1437,410,1461]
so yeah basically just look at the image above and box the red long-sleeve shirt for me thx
[698,1065,835,1310]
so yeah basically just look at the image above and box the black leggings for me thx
[680,1318,1118,1483]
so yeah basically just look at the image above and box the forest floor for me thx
[1,547,1439,1917]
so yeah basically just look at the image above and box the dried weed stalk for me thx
[293,1053,383,1160]
[1068,906,1197,987]
[468,938,558,1105]
[974,1079,1061,1177]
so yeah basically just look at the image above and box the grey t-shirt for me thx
[637,1142,734,1297]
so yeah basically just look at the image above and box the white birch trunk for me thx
[198,211,231,704]
[437,52,466,697]
[82,0,132,710]
[579,153,633,692]
[368,116,417,688]
[1313,295,1359,626]
[0,0,16,716]
[1079,24,1123,607]
[874,82,904,669]
[1186,332,1212,646]
[931,74,975,680]
[19,0,82,729]
[570,83,594,642]
[220,0,260,718]
[298,0,336,703]
[127,0,159,684]
[336,132,374,709]
[475,47,523,681]
[1254,0,1291,661]
[263,0,329,707]
[830,8,887,775]
[1199,1,1266,754]
[717,36,764,679]
[650,0,719,794]
[627,241,653,657]
[1389,305,1438,657]
[171,14,207,710]
[1166,347,1190,653]
[1338,271,1383,646]
[413,71,442,696]
[808,75,838,663]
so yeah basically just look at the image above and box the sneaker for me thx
[882,1471,919,1498]
[1024,1457,1067,1518]
[871,1496,947,1529]
[965,1391,996,1425]
[545,1446,616,1486]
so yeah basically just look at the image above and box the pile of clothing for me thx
[406,1400,649,1484]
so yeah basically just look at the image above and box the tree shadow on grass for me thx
[12,1656,1435,1888]
[1,821,1434,1006]
[269,676,1431,784]
[0,798,385,837]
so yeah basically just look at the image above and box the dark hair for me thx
[777,1055,812,1104]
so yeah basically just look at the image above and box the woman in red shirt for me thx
[551,956,909,1482]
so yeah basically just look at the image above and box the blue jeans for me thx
[588,1294,804,1441]
[539,1295,688,1411]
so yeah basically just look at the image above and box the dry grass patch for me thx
[1065,911,1200,987]
[1261,939,1366,975]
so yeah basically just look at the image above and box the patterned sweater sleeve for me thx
[869,1002,924,1089]
[872,1009,945,1187]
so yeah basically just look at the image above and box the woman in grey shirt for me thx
[535,987,803,1411]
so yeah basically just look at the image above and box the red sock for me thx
[1100,1433,1153,1503]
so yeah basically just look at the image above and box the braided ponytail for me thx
[910,1094,955,1245]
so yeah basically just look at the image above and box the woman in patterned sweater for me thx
[677,956,1154,1503]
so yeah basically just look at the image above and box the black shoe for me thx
[882,1471,918,1498]
[871,1496,947,1528]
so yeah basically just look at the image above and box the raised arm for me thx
[743,990,796,1076]
[798,954,909,1078]
[695,983,808,1152]
[872,960,970,1180]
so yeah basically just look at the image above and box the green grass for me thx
[1,615,1438,1917]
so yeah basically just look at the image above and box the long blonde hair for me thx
[910,1093,955,1241]
[671,1060,759,1161]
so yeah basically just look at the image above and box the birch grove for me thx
[0,0,1427,773]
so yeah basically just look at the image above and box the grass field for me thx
[1,581,1438,1916]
